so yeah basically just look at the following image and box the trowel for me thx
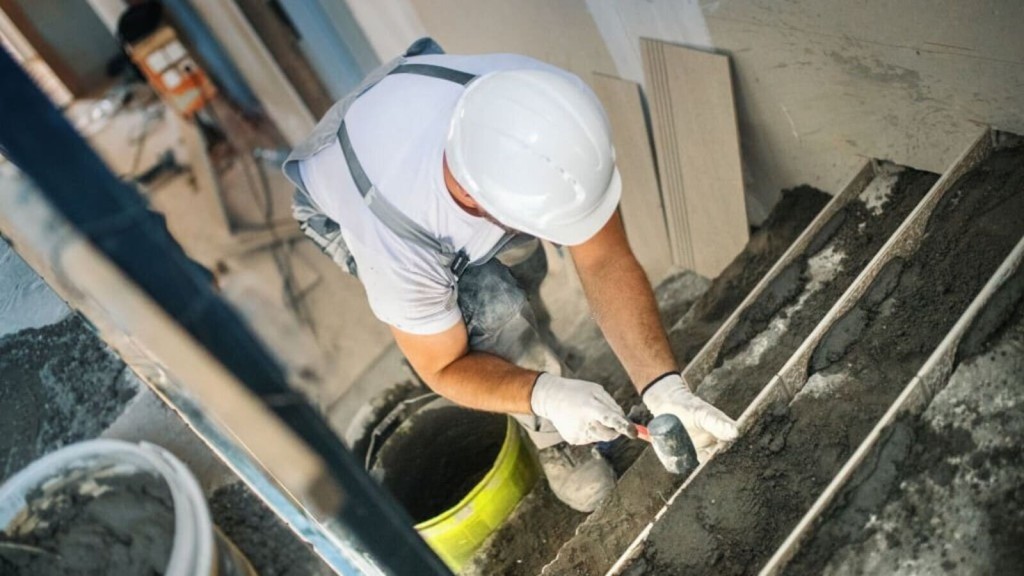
[630,414,699,475]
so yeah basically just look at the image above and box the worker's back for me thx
[293,52,573,334]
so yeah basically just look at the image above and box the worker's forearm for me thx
[577,253,677,391]
[427,351,538,414]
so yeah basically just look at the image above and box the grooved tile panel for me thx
[641,38,748,278]
[592,72,672,282]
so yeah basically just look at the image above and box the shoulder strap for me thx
[337,63,491,278]
[389,63,476,86]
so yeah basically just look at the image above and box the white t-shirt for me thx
[298,53,570,335]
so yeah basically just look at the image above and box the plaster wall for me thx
[590,0,1024,223]
[400,0,617,88]
[350,0,1024,226]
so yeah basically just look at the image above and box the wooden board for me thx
[641,39,748,278]
[592,72,672,282]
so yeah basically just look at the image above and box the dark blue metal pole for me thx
[0,46,449,576]
[161,0,262,115]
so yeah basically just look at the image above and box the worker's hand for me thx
[530,373,632,445]
[643,373,739,463]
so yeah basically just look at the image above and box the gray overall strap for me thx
[336,62,512,278]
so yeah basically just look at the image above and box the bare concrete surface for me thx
[465,185,828,576]
[627,143,1024,575]
[0,237,70,339]
[0,315,139,483]
[786,267,1024,575]
[210,482,334,576]
[698,167,937,418]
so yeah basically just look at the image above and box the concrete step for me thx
[765,234,1024,575]
[608,129,1024,575]
[544,159,934,575]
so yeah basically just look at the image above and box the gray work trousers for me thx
[457,239,565,449]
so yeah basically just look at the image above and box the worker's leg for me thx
[458,250,615,513]
[457,252,563,449]
[497,238,561,357]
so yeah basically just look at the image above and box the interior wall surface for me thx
[588,0,1024,223]
[0,0,120,96]
[406,0,618,87]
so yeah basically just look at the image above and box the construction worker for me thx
[283,39,738,512]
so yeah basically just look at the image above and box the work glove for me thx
[642,373,739,463]
[530,373,633,445]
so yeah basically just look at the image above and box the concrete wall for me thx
[411,0,617,85]
[350,0,1024,225]
[0,0,120,96]
[589,0,1024,223]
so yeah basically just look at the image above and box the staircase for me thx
[473,128,1024,575]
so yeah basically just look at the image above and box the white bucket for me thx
[0,439,234,575]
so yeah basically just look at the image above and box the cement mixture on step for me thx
[786,267,1024,575]
[0,470,174,576]
[697,167,937,418]
[0,316,139,482]
[631,143,1024,575]
[466,186,828,576]
[209,481,333,576]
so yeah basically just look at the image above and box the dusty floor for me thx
[464,185,829,576]
[786,266,1024,575]
[209,482,334,576]
[0,316,138,482]
[631,143,1024,574]
[0,234,333,575]
[697,167,937,418]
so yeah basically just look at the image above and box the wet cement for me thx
[698,168,937,418]
[373,404,506,523]
[0,316,139,482]
[209,482,334,576]
[467,187,829,576]
[0,471,174,575]
[633,143,1024,574]
[785,267,1024,575]
[671,186,831,365]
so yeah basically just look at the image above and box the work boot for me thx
[537,442,615,513]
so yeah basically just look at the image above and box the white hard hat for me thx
[445,69,621,246]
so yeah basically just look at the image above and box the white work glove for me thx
[530,373,633,445]
[643,373,739,463]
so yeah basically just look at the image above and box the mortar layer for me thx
[671,186,831,365]
[209,481,333,576]
[0,471,174,575]
[0,316,139,482]
[635,143,1024,574]
[786,266,1024,575]
[698,167,936,418]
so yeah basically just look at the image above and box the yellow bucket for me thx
[414,416,539,571]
